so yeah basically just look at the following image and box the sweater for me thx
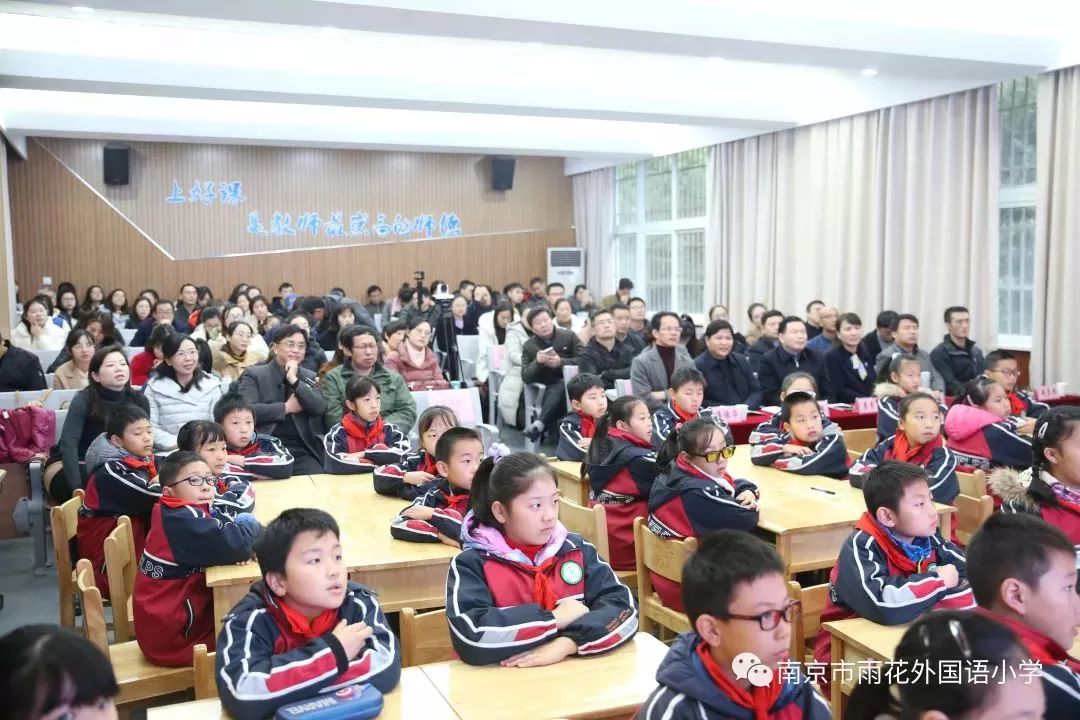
[384,347,448,391]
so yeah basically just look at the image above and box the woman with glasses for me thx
[143,334,224,451]
[384,316,449,391]
[52,329,95,390]
[212,320,261,382]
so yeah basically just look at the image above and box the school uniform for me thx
[1009,389,1050,420]
[748,412,837,446]
[639,632,831,720]
[694,350,762,409]
[992,468,1080,564]
[373,450,440,500]
[389,477,470,543]
[930,336,985,396]
[823,345,876,403]
[322,415,408,474]
[586,429,659,570]
[224,433,295,482]
[757,346,832,407]
[134,498,259,666]
[446,520,637,666]
[750,432,850,479]
[651,403,734,450]
[849,433,959,503]
[76,434,161,593]
[944,404,1031,471]
[556,411,597,462]
[647,457,759,611]
[812,512,976,696]
[215,580,400,720]
[873,382,948,441]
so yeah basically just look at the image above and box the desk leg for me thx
[213,584,252,635]
[830,634,845,720]
[775,534,793,579]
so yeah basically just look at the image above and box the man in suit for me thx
[758,316,832,406]
[521,306,582,442]
[630,311,694,412]
[746,309,783,373]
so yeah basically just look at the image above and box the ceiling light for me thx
[71,5,94,13]
[861,67,879,77]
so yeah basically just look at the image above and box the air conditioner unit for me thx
[547,248,585,288]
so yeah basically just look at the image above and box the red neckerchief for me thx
[1007,391,1028,417]
[342,414,385,454]
[695,641,783,720]
[418,452,438,476]
[235,439,262,457]
[442,487,471,515]
[502,532,560,610]
[978,608,1080,674]
[122,455,157,479]
[672,402,697,425]
[607,426,653,449]
[854,512,937,574]
[276,597,339,641]
[885,430,942,467]
[1046,479,1080,514]
[159,495,209,512]
[675,455,736,495]
[578,412,597,438]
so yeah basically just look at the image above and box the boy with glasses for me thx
[984,349,1049,423]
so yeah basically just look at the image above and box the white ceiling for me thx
[0,0,1077,173]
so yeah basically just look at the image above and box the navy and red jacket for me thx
[1011,389,1050,420]
[373,449,439,500]
[585,429,659,570]
[224,433,295,481]
[992,468,1080,562]
[944,404,1031,471]
[849,435,959,503]
[389,477,470,544]
[77,433,161,593]
[212,470,256,518]
[556,411,598,463]
[651,403,733,450]
[323,415,409,474]
[750,431,850,479]
[873,383,948,441]
[637,633,831,720]
[446,519,637,666]
[748,412,836,446]
[215,581,400,720]
[134,497,259,667]
[647,457,758,611]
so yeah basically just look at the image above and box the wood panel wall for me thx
[9,139,574,298]
[0,148,13,336]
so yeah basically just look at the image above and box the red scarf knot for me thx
[854,512,937,574]
[607,426,653,449]
[276,597,339,641]
[503,534,561,611]
[342,414,385,454]
[1007,391,1028,417]
[578,412,597,438]
[695,641,783,720]
[884,430,942,468]
[122,455,157,479]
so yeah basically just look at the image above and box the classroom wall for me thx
[0,146,15,338]
[7,139,574,297]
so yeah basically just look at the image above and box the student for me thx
[944,377,1032,471]
[77,405,161,592]
[991,406,1080,557]
[967,513,1080,719]
[694,319,761,409]
[875,353,946,441]
[584,396,658,570]
[647,418,759,612]
[556,373,609,462]
[845,611,1045,720]
[133,451,260,667]
[823,312,876,403]
[984,349,1050,421]
[322,324,417,431]
[177,420,256,516]
[748,372,837,446]
[757,316,832,406]
[638,531,829,720]
[813,462,975,695]
[930,305,985,396]
[874,313,945,393]
[390,427,482,545]
[850,392,959,503]
[446,452,637,666]
[204,393,291,483]
[651,367,734,449]
[322,375,409,474]
[215,508,400,720]
[374,406,458,500]
[750,392,850,478]
[0,624,121,720]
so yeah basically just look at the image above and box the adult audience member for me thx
[80,285,105,315]
[746,309,783,372]
[743,302,767,345]
[385,317,449,391]
[0,328,47,391]
[53,286,79,331]
[458,279,476,301]
[706,304,747,352]
[131,298,188,345]
[825,312,877,403]
[520,306,582,442]
[570,284,595,312]
[270,281,294,317]
[805,299,825,339]
[875,313,945,392]
[611,302,646,354]
[499,309,532,427]
[758,316,832,406]
[464,283,494,331]
[220,304,270,359]
[552,298,585,335]
[175,283,199,329]
[695,319,762,409]
[601,277,634,308]
[45,311,126,373]
[526,277,547,308]
[859,310,898,364]
[679,314,705,357]
[104,288,129,327]
[238,324,327,473]
[316,301,356,352]
[435,295,477,353]
[321,324,416,430]
[381,319,407,358]
[125,296,153,330]
[546,282,566,309]
[212,321,261,381]
[11,295,67,350]
[930,305,985,396]
[189,306,223,344]
[578,308,636,390]
[631,311,693,411]
[364,284,385,319]
[627,297,649,343]
[474,301,514,390]
[806,305,839,353]
[52,329,94,390]
[143,334,224,451]
[503,282,528,317]
[250,295,274,335]
[129,323,173,386]
[284,311,323,373]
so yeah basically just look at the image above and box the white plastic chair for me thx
[33,350,61,374]
[486,344,507,426]
[124,346,143,360]
[614,378,634,396]
[44,373,55,388]
[410,387,500,451]
[456,336,480,381]
[120,328,137,344]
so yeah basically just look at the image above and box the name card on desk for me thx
[818,401,831,418]
[1033,385,1063,401]
[715,405,749,423]
[855,397,879,414]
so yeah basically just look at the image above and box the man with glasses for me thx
[577,308,636,390]
[983,349,1049,421]
[631,311,694,411]
[132,297,190,345]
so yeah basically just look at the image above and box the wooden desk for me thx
[147,666,462,719]
[551,459,590,506]
[420,632,668,720]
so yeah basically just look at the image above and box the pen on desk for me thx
[810,487,836,495]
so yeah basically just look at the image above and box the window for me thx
[612,150,708,315]
[997,77,1037,348]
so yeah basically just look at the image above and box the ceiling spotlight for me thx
[861,67,879,77]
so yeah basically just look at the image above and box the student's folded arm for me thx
[925,447,959,503]
[247,437,294,479]
[749,442,784,466]
[835,533,948,625]
[626,454,660,497]
[428,506,465,544]
[102,461,162,514]
[561,540,638,655]
[445,553,559,665]
[321,428,368,475]
[373,457,416,497]
[163,508,258,567]
[683,485,759,534]
[985,423,1033,469]
[237,373,286,425]
[336,590,401,693]
[212,478,255,516]
[785,433,849,476]
[933,535,970,578]
[848,444,883,481]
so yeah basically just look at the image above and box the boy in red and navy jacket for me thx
[216,508,400,720]
[134,451,260,667]
[556,373,608,462]
[813,462,975,697]
[77,405,161,594]
[638,531,830,720]
[750,392,849,478]
[177,419,256,518]
[374,449,439,500]
[214,397,295,481]
[651,367,734,449]
[390,428,481,545]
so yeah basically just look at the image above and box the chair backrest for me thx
[120,328,137,344]
[193,644,218,699]
[787,581,829,666]
[45,390,78,411]
[124,346,143,359]
[400,607,453,667]
[44,373,55,388]
[33,350,61,374]
[957,469,988,497]
[51,491,84,628]
[634,517,697,635]
[413,387,484,428]
[457,335,480,366]
[614,378,633,396]
[75,558,111,657]
[53,410,68,444]
[558,497,610,562]
[487,344,508,375]
[0,389,46,408]
[104,516,137,643]
[955,493,994,546]
[842,428,878,456]
[562,364,580,384]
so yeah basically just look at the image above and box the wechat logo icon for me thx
[731,652,774,688]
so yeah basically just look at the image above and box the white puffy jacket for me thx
[143,372,225,450]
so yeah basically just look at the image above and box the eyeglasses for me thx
[280,341,307,351]
[167,475,218,488]
[728,601,801,631]
[991,368,1020,378]
[175,349,200,359]
[693,446,736,463]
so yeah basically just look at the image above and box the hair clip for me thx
[1037,421,1048,440]
[947,619,973,659]
[487,442,511,462]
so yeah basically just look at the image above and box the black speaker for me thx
[491,156,515,191]
[104,147,130,186]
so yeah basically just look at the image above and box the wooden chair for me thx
[787,581,829,668]
[957,469,988,497]
[633,517,697,636]
[193,644,218,699]
[955,494,994,546]
[75,559,194,706]
[558,497,636,591]
[104,515,137,643]
[400,607,453,667]
[50,489,84,628]
[841,428,878,455]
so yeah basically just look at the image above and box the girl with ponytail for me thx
[646,417,759,611]
[584,396,659,570]
[944,377,1031,471]
[446,452,637,668]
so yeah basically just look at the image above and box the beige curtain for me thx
[708,87,998,345]
[572,167,615,296]
[1032,66,1080,389]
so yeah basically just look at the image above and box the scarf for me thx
[978,608,1080,674]
[607,426,653,450]
[676,455,735,495]
[854,512,937,574]
[122,454,157,480]
[695,641,783,720]
[341,413,385,454]
[672,402,697,426]
[1007,391,1028,418]
[441,487,471,515]
[503,533,560,610]
[417,451,438,476]
[277,597,339,641]
[235,437,263,457]
[578,412,596,439]
[884,430,942,468]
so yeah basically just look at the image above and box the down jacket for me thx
[142,373,225,451]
